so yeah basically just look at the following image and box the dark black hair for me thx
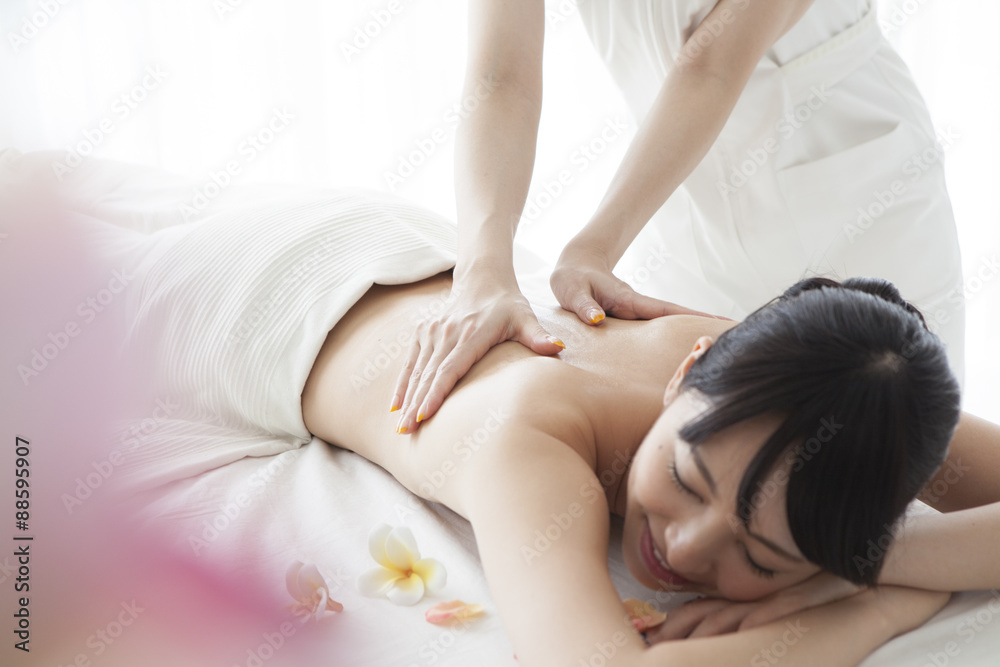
[678,277,960,586]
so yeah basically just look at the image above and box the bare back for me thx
[301,271,734,517]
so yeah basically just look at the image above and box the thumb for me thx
[573,295,606,325]
[513,315,566,356]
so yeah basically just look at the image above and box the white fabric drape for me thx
[1,0,997,418]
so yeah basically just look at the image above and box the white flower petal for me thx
[285,561,306,601]
[385,526,420,570]
[297,563,329,596]
[386,573,425,606]
[413,558,447,592]
[357,566,402,597]
[368,523,395,569]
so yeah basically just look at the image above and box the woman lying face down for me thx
[621,276,959,604]
[302,273,972,665]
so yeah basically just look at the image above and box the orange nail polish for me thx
[553,339,566,349]
[590,313,605,324]
[399,426,408,434]
[417,414,425,423]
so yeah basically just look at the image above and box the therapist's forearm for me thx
[880,502,1000,592]
[572,65,743,266]
[453,78,541,285]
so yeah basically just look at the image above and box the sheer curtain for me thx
[2,0,996,418]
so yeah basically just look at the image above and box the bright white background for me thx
[1,0,996,421]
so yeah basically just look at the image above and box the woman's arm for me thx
[878,412,1000,591]
[452,423,946,667]
[552,0,814,323]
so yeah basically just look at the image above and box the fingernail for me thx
[399,426,408,434]
[417,414,425,423]
[588,309,605,324]
[390,395,400,412]
[547,336,566,349]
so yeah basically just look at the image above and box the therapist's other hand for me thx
[391,275,564,434]
[551,243,722,325]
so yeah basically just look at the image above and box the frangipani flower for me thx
[622,598,667,633]
[285,560,344,621]
[425,600,485,625]
[357,523,447,606]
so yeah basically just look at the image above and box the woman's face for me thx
[621,341,822,601]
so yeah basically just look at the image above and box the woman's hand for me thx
[551,241,724,325]
[645,573,862,641]
[391,273,564,434]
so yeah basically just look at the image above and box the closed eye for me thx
[669,460,703,503]
[741,544,777,579]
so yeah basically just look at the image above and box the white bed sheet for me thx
[7,149,997,667]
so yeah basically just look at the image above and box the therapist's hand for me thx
[551,241,721,324]
[391,273,565,434]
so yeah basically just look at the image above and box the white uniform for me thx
[578,0,965,381]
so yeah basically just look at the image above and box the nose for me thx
[664,512,730,579]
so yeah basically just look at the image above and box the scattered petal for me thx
[425,600,486,625]
[285,560,344,621]
[622,598,667,632]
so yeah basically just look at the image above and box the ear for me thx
[664,336,714,406]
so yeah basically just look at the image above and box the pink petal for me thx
[425,600,485,625]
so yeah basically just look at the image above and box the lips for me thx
[641,520,691,587]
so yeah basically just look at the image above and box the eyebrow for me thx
[686,442,803,563]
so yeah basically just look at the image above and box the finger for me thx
[687,604,756,638]
[390,336,422,414]
[401,341,457,433]
[616,291,723,321]
[414,335,494,424]
[396,329,437,434]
